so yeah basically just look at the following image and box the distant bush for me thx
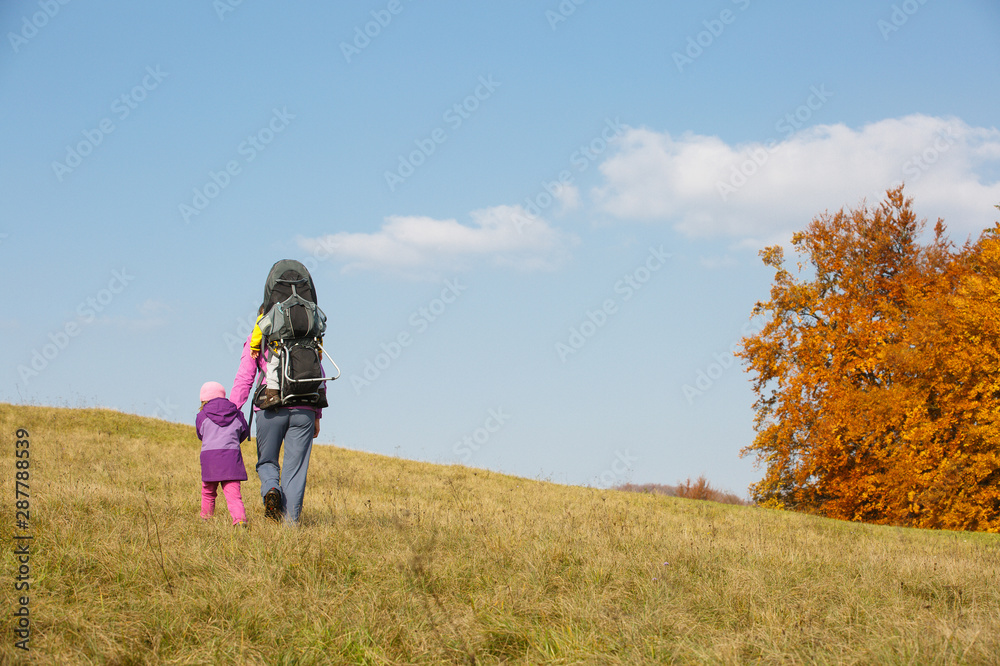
[616,476,749,506]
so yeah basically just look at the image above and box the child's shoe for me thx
[260,388,282,409]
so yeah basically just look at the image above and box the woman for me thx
[231,329,323,525]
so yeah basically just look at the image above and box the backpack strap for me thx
[247,352,268,432]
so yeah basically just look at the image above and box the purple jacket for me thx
[230,334,322,418]
[196,397,249,483]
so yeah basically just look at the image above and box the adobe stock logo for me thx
[351,279,467,394]
[213,0,247,21]
[513,118,626,236]
[178,108,295,223]
[591,449,638,488]
[384,76,500,192]
[545,0,587,31]
[18,269,135,386]
[877,0,930,40]
[340,0,417,63]
[151,397,179,421]
[452,408,511,463]
[682,319,763,404]
[898,127,958,184]
[51,66,169,182]
[672,0,751,73]
[715,84,832,202]
[556,246,670,362]
[8,0,73,53]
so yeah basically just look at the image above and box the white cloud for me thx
[299,205,578,279]
[138,299,171,318]
[698,255,738,270]
[593,115,1000,242]
[553,182,580,213]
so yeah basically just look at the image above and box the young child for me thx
[196,381,249,526]
[250,306,282,409]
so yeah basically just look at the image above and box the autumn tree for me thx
[739,186,1000,532]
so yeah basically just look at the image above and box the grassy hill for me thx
[2,404,999,664]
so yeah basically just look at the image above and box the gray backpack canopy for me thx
[258,259,326,340]
[253,259,339,410]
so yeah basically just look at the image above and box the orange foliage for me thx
[738,186,1000,532]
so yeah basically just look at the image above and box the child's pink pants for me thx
[201,481,246,525]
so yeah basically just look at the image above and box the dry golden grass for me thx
[2,403,999,664]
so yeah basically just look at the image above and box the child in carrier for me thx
[250,259,332,411]
[250,305,283,409]
[196,381,250,526]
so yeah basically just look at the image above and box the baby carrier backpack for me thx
[254,259,340,409]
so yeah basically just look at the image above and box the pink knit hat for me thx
[199,381,226,402]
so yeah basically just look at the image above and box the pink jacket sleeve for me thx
[230,336,260,410]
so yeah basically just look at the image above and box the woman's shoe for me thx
[264,489,282,521]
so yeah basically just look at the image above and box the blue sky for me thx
[3,0,999,496]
